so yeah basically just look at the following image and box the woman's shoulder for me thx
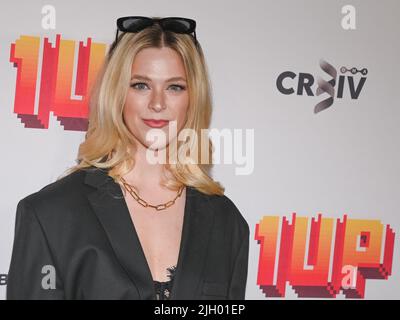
[12,168,108,252]
[18,167,95,214]
[194,188,250,237]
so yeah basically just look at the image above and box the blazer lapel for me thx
[84,168,155,299]
[83,167,215,300]
[170,183,215,300]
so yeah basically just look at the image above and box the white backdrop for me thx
[0,0,399,299]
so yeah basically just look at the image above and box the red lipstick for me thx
[143,119,169,128]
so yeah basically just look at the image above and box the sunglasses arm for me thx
[115,29,119,44]
[193,30,199,47]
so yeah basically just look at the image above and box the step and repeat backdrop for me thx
[0,0,399,299]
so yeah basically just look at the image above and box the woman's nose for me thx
[149,89,166,112]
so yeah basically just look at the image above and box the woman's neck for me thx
[124,142,170,189]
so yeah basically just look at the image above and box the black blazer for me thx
[6,167,250,300]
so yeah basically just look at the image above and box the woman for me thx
[6,16,250,300]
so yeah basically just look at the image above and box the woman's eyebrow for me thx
[131,74,187,82]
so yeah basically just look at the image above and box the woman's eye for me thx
[169,84,186,91]
[131,82,148,90]
[130,83,185,91]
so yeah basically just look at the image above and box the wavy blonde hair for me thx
[60,19,224,196]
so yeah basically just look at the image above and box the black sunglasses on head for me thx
[114,16,198,48]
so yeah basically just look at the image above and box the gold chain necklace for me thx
[120,177,184,211]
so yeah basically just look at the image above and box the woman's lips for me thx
[142,119,170,128]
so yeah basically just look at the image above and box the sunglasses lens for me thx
[162,19,194,33]
[119,17,153,32]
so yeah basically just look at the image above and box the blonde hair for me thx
[60,19,224,196]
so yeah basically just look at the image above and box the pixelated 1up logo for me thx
[255,214,395,299]
[276,59,367,113]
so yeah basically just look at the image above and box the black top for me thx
[154,265,177,300]
[6,167,250,299]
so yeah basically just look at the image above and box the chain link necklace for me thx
[120,177,185,211]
